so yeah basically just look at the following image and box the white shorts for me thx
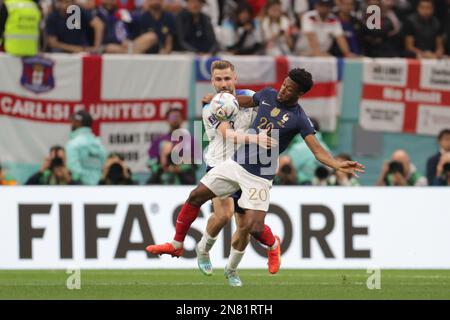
[200,159,272,212]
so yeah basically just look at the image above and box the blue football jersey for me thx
[233,87,316,180]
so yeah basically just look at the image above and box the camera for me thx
[279,163,292,175]
[315,166,329,180]
[387,161,404,175]
[49,157,64,171]
[442,162,450,175]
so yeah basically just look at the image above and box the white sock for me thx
[269,239,278,250]
[171,240,183,249]
[197,232,217,253]
[226,246,245,271]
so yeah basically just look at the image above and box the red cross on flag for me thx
[359,58,450,136]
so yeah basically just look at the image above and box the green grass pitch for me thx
[0,269,449,300]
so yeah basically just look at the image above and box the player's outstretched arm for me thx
[235,95,257,108]
[202,94,257,108]
[304,135,365,178]
[217,122,277,149]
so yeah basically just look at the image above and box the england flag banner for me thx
[195,55,340,131]
[0,53,192,173]
[359,58,450,135]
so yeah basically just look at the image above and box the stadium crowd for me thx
[1,0,450,58]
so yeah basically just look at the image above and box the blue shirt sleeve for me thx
[252,87,270,105]
[45,13,57,37]
[297,109,316,139]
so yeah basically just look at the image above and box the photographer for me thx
[99,153,135,185]
[274,155,298,185]
[0,163,17,185]
[327,153,361,186]
[376,149,428,186]
[147,140,197,185]
[312,165,331,186]
[431,153,450,186]
[25,145,79,185]
[426,129,450,184]
[147,107,198,185]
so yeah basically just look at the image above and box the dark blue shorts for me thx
[206,166,245,214]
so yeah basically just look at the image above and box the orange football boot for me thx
[146,243,184,258]
[268,236,281,274]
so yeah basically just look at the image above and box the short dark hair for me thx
[288,68,314,94]
[50,145,64,153]
[418,0,433,5]
[165,108,183,119]
[73,110,93,128]
[438,128,450,141]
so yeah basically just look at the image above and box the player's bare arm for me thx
[304,134,365,178]
[217,122,277,149]
[202,94,256,109]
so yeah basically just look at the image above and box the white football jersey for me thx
[203,89,258,167]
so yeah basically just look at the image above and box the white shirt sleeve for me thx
[332,20,344,37]
[301,12,315,34]
[294,0,309,14]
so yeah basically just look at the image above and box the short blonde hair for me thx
[211,60,235,73]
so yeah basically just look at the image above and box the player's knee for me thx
[187,189,202,206]
[248,221,264,236]
[216,214,230,228]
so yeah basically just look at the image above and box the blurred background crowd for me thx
[1,0,450,58]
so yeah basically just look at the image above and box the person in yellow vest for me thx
[1,0,40,56]
[0,163,17,185]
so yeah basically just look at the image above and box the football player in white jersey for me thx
[196,60,277,286]
[147,59,280,287]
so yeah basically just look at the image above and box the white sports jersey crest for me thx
[203,89,257,167]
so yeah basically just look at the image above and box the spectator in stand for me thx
[330,0,362,56]
[147,107,198,185]
[26,146,80,185]
[0,1,6,44]
[426,129,450,183]
[274,155,298,185]
[246,0,266,17]
[403,0,444,59]
[163,0,184,14]
[376,149,428,186]
[174,0,218,54]
[66,110,108,185]
[284,118,332,185]
[219,2,263,55]
[295,0,356,57]
[281,0,310,24]
[383,0,402,36]
[46,0,104,53]
[327,153,361,186]
[278,0,310,50]
[260,0,294,56]
[444,0,450,57]
[138,0,176,53]
[99,153,135,185]
[430,152,450,186]
[94,0,158,53]
[360,0,399,57]
[0,163,17,185]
